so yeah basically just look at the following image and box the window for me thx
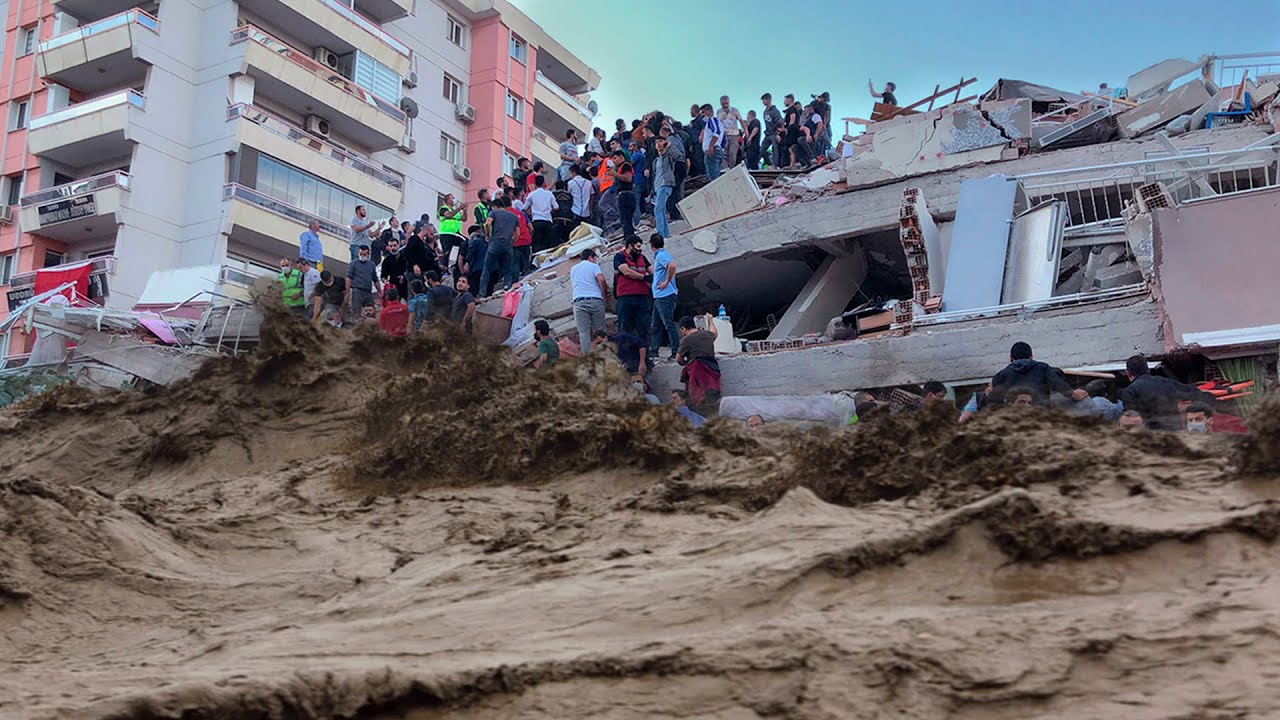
[17,25,36,57]
[352,51,401,104]
[505,93,524,122]
[442,73,462,104]
[4,174,22,206]
[509,34,526,64]
[446,16,465,47]
[502,152,518,178]
[43,250,65,268]
[255,155,389,226]
[8,100,28,131]
[0,253,14,286]
[439,133,460,165]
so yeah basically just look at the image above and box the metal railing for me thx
[318,0,410,57]
[39,8,159,53]
[230,25,406,123]
[911,283,1149,328]
[227,103,403,190]
[28,89,145,130]
[1209,52,1280,88]
[1015,146,1280,230]
[19,170,131,208]
[535,71,593,120]
[6,256,117,290]
[223,183,349,238]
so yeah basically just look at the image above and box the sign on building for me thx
[37,194,97,227]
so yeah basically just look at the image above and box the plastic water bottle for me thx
[718,304,727,319]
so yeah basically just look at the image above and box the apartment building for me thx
[0,0,597,353]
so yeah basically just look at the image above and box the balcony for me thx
[223,184,350,266]
[228,103,404,210]
[38,9,158,95]
[5,256,116,310]
[534,70,593,141]
[18,172,131,245]
[27,90,144,167]
[234,0,411,76]
[231,25,406,152]
[350,0,413,24]
[50,0,142,24]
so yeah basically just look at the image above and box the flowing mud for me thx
[2,305,1280,719]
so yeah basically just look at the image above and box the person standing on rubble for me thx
[811,91,833,160]
[990,341,1086,408]
[717,96,744,170]
[659,126,687,221]
[676,314,721,418]
[612,235,652,340]
[345,244,381,319]
[652,137,677,238]
[1119,354,1215,431]
[868,80,898,106]
[760,93,783,169]
[278,257,307,316]
[570,248,608,353]
[699,104,725,181]
[299,220,324,272]
[649,234,680,361]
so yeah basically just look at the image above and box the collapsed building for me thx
[476,52,1280,408]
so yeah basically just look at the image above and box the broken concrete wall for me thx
[1117,79,1213,137]
[482,126,1270,323]
[978,98,1033,140]
[844,104,1011,187]
[941,176,1020,312]
[677,164,763,229]
[766,252,867,340]
[1126,57,1206,102]
[650,298,1163,396]
[1150,185,1280,349]
[901,188,945,296]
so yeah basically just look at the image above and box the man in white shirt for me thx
[526,174,558,253]
[716,95,744,170]
[557,128,580,182]
[567,164,594,227]
[569,248,608,353]
[699,104,725,181]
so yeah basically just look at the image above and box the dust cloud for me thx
[2,304,1279,719]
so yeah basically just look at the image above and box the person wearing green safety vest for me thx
[277,256,307,316]
[438,193,466,260]
[473,188,491,233]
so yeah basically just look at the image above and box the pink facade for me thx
[464,16,535,201]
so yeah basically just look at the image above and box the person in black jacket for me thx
[990,341,1086,407]
[379,236,406,300]
[1119,354,1214,431]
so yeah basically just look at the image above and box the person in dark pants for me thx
[661,126,687,221]
[744,109,762,170]
[612,235,652,340]
[479,195,519,296]
[612,151,636,238]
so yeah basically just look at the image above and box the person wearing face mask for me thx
[277,257,307,316]
[1184,402,1215,433]
[612,235,652,341]
[345,244,381,319]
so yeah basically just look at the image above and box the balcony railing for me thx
[230,25,406,123]
[227,103,404,191]
[223,183,350,238]
[318,0,410,57]
[6,255,117,290]
[535,71,593,120]
[39,8,159,53]
[20,170,131,208]
[28,89,146,130]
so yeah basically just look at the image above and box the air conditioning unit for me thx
[313,47,340,70]
[305,114,331,138]
[399,134,416,154]
[403,70,418,89]
[452,164,471,182]
[455,103,476,124]
[0,205,11,224]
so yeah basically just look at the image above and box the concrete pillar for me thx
[767,251,867,340]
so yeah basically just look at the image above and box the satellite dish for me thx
[587,99,598,117]
[400,97,419,119]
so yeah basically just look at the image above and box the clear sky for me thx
[509,0,1280,132]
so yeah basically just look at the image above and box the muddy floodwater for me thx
[2,307,1279,719]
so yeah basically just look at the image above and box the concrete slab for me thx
[766,252,868,340]
[1127,58,1204,102]
[650,298,1163,396]
[844,105,1008,187]
[690,229,718,254]
[941,105,1009,154]
[980,98,1033,140]
[676,164,763,230]
[1117,79,1213,138]
[941,176,1019,312]
[482,126,1269,323]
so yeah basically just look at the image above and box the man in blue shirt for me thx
[648,234,680,360]
[671,390,706,428]
[299,220,324,271]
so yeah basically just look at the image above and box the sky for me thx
[509,0,1280,133]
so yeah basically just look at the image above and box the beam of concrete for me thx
[483,126,1268,322]
[650,297,1163,397]
[766,252,868,340]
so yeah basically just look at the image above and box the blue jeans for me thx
[654,185,673,237]
[705,147,724,181]
[348,244,359,262]
[615,294,650,341]
[618,189,636,238]
[650,294,679,357]
[479,246,516,296]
